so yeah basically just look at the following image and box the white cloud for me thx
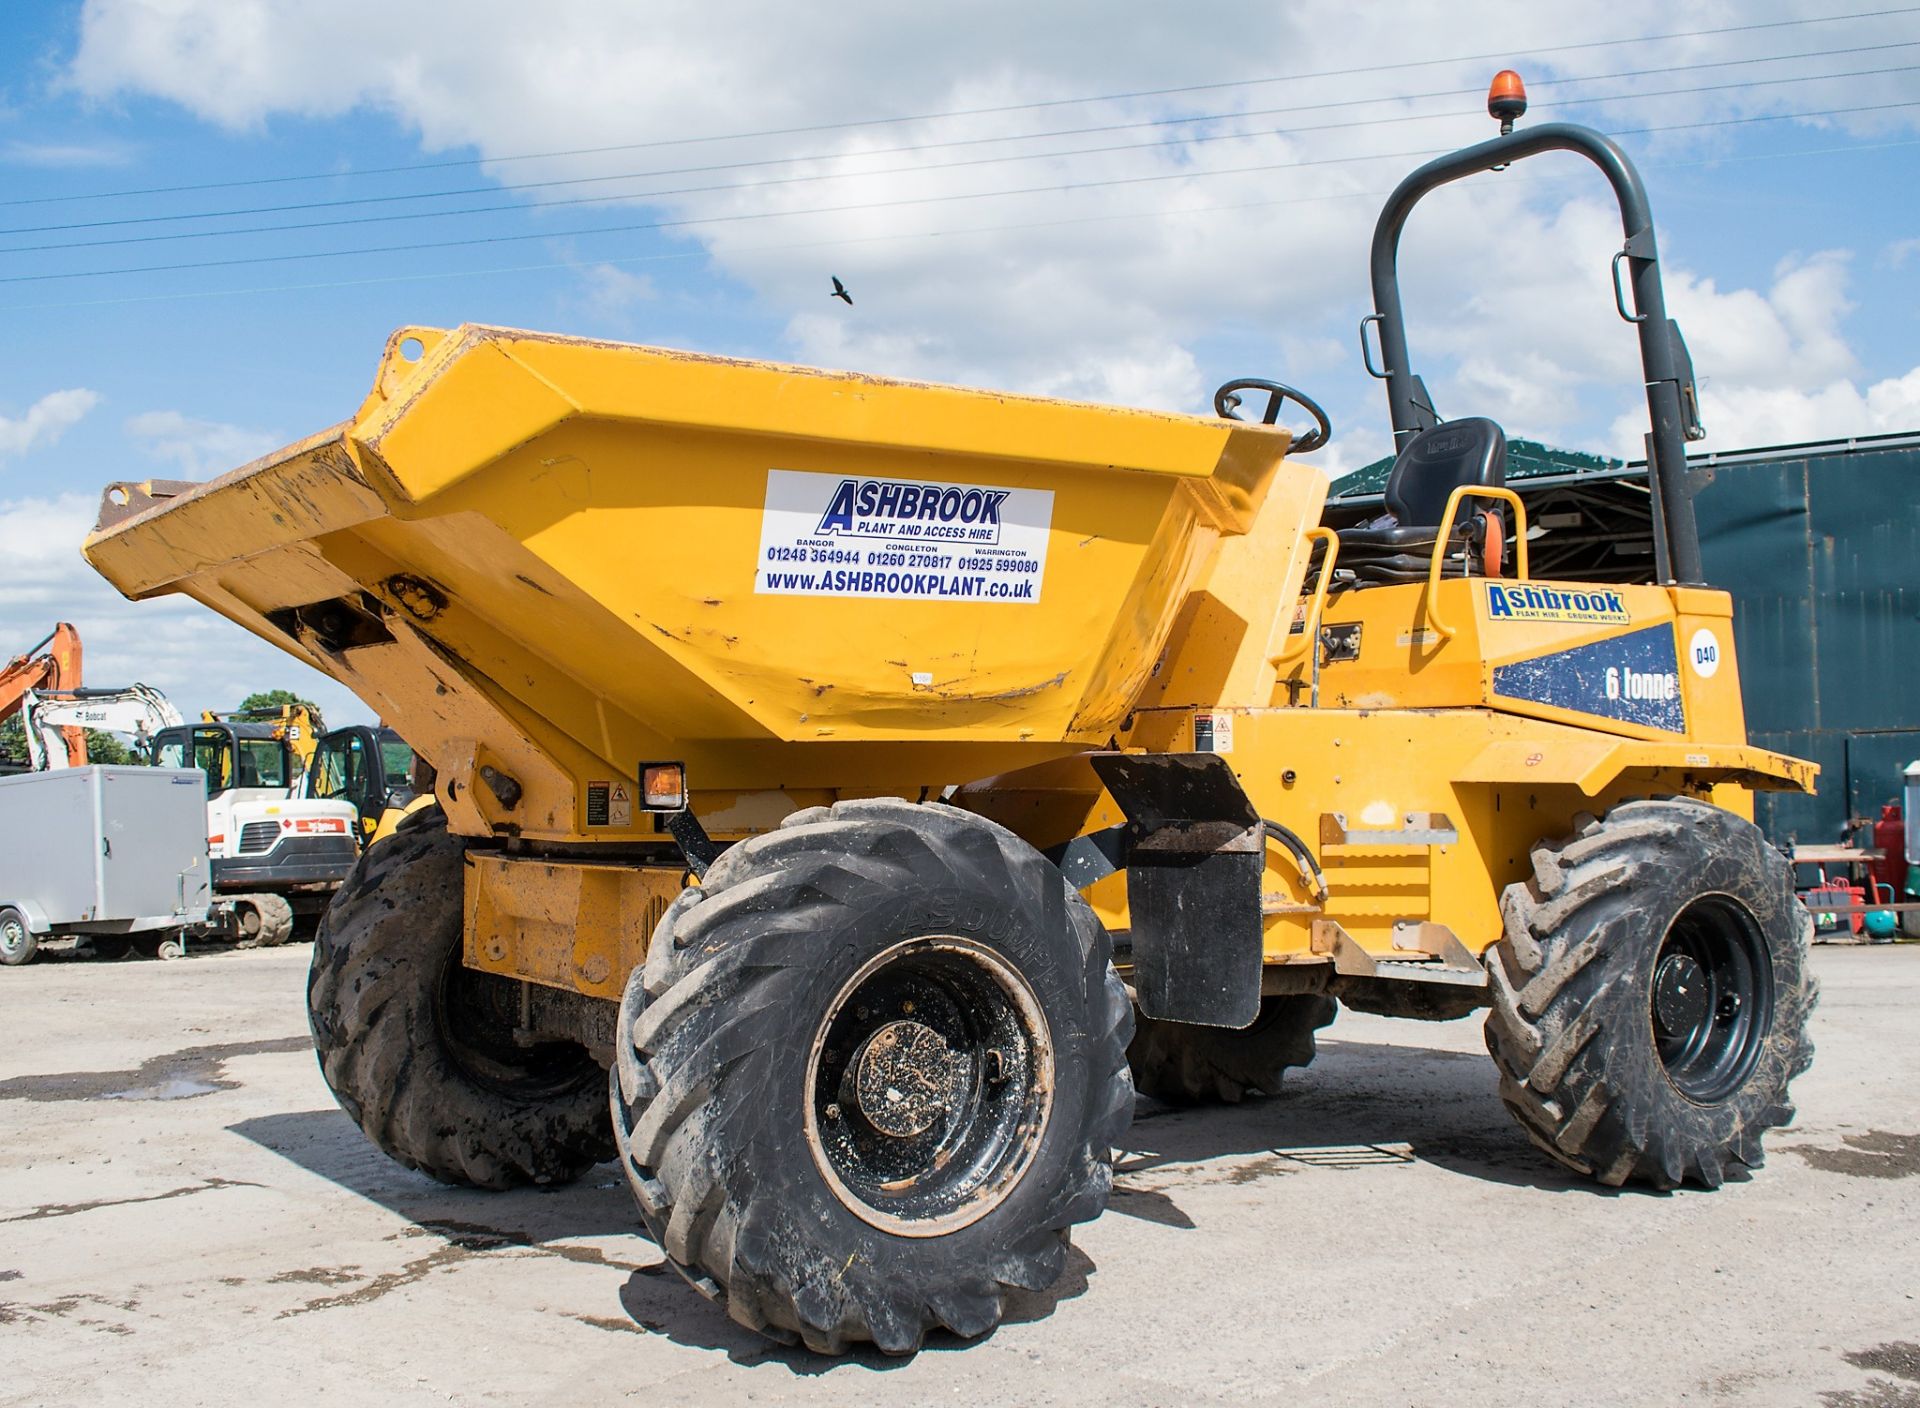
[0,389,100,459]
[0,139,134,168]
[124,410,279,477]
[575,262,654,312]
[60,0,1920,459]
[0,492,370,728]
[1607,252,1920,454]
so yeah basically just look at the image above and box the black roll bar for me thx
[1366,122,1706,584]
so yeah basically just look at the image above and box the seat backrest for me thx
[1383,417,1507,528]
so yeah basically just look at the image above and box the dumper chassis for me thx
[88,82,1818,1356]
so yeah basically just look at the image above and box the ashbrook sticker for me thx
[1485,582,1630,624]
[755,468,1052,602]
[1491,625,1687,733]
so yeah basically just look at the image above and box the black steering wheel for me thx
[1213,378,1332,453]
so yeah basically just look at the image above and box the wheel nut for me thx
[824,1102,841,1121]
[901,999,915,1015]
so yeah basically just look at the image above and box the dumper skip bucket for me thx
[87,325,1320,834]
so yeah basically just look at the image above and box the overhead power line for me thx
[6,131,1916,315]
[6,39,1916,241]
[3,4,1915,209]
[4,97,1916,287]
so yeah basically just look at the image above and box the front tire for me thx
[1485,800,1816,1189]
[309,815,614,1188]
[611,800,1133,1355]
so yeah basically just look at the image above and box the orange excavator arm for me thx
[0,623,87,766]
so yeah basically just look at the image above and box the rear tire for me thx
[0,908,36,967]
[1127,995,1336,1104]
[612,800,1133,1355]
[309,814,614,1188]
[1485,800,1816,1189]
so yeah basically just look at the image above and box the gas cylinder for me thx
[1872,804,1905,895]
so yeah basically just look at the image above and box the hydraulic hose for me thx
[1263,818,1329,905]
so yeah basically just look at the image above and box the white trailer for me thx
[0,766,212,966]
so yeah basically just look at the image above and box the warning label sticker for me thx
[1193,712,1235,754]
[587,780,634,828]
[755,468,1051,603]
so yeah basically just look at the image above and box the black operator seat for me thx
[1334,417,1508,586]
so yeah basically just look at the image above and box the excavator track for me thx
[232,893,297,948]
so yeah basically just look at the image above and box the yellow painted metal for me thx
[367,794,438,847]
[1269,527,1338,669]
[87,324,1310,843]
[463,851,681,999]
[82,320,1815,1000]
[1423,484,1529,639]
[201,702,325,772]
[988,701,1806,964]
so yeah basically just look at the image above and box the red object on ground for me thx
[1872,804,1906,895]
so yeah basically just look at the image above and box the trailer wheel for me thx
[1485,799,1816,1189]
[234,894,295,948]
[612,800,1133,1355]
[0,907,36,967]
[1127,994,1336,1104]
[309,813,614,1189]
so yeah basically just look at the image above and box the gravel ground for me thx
[1,941,1915,1407]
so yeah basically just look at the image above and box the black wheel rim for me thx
[805,936,1054,1237]
[1650,895,1774,1103]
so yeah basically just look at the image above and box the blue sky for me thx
[2,1,1917,728]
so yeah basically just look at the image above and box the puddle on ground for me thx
[0,1036,308,1104]
[102,1077,221,1102]
[0,1177,256,1226]
[1818,1341,1920,1406]
[1847,1345,1920,1385]
[1789,1131,1920,1180]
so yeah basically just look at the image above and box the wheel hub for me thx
[850,1020,960,1139]
[805,935,1056,1238]
[1650,895,1775,1104]
[1652,952,1708,1038]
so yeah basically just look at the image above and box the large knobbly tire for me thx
[1127,995,1337,1104]
[235,893,295,948]
[309,813,614,1189]
[611,799,1133,1355]
[1485,799,1816,1190]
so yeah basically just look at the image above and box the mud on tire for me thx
[1127,995,1336,1104]
[611,800,1134,1355]
[1485,798,1816,1190]
[309,811,614,1188]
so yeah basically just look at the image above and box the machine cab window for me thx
[153,724,290,797]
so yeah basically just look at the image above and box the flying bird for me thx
[830,276,853,306]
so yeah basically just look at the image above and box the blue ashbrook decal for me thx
[1491,625,1686,733]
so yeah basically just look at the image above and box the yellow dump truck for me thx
[86,90,1816,1356]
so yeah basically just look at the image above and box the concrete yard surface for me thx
[1,944,1915,1407]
